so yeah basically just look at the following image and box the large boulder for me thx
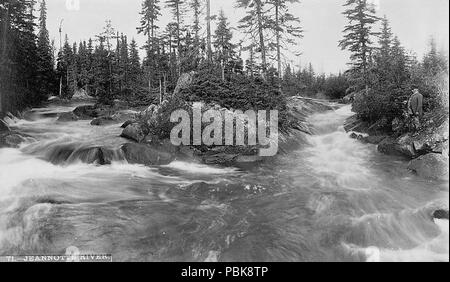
[0,120,10,132]
[121,143,175,166]
[407,153,449,181]
[378,137,417,158]
[73,105,98,119]
[120,123,149,143]
[91,116,117,126]
[57,112,79,122]
[433,209,449,220]
[344,115,371,134]
[0,132,34,148]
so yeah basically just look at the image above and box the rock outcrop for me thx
[0,131,34,148]
[407,153,449,181]
[378,137,417,158]
[73,105,98,119]
[57,112,80,122]
[0,120,10,132]
[120,123,150,143]
[90,116,117,126]
[433,209,449,220]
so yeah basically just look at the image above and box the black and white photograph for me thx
[0,0,448,266]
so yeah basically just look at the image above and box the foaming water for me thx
[0,102,448,262]
[164,161,239,175]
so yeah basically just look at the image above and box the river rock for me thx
[342,92,355,104]
[73,105,98,119]
[69,146,115,165]
[91,116,117,126]
[363,135,388,145]
[433,209,449,220]
[0,120,10,132]
[120,122,149,143]
[0,132,32,148]
[57,112,79,122]
[344,115,371,134]
[121,120,135,128]
[407,153,449,181]
[378,137,416,158]
[121,143,174,166]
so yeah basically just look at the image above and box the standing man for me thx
[407,88,424,131]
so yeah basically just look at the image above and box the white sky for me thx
[45,0,449,74]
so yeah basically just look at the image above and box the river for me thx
[0,102,448,262]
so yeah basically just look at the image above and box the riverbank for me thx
[344,107,449,182]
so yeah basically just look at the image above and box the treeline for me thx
[339,0,448,132]
[1,0,349,113]
[0,0,55,113]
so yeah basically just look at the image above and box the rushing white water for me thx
[0,102,448,262]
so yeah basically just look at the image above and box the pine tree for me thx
[189,0,203,64]
[237,0,269,80]
[213,10,235,80]
[138,0,161,92]
[165,0,185,76]
[36,0,55,98]
[339,0,379,87]
[267,0,303,82]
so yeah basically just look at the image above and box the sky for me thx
[45,0,449,74]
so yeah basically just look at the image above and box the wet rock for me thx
[363,135,388,145]
[121,143,174,166]
[407,153,449,181]
[0,120,10,132]
[342,92,355,104]
[433,209,449,220]
[121,120,134,129]
[91,116,117,126]
[57,112,79,122]
[0,132,33,148]
[120,123,150,143]
[378,137,416,158]
[69,147,115,165]
[73,105,98,119]
[111,111,138,123]
[344,115,371,134]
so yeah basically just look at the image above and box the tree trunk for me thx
[0,1,10,112]
[275,0,282,84]
[255,0,267,80]
[206,0,212,64]
[176,3,181,77]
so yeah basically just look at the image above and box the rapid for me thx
[0,102,448,262]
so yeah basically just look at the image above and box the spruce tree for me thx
[213,10,235,81]
[165,0,185,76]
[237,0,269,80]
[267,0,303,81]
[339,0,379,88]
[36,0,55,98]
